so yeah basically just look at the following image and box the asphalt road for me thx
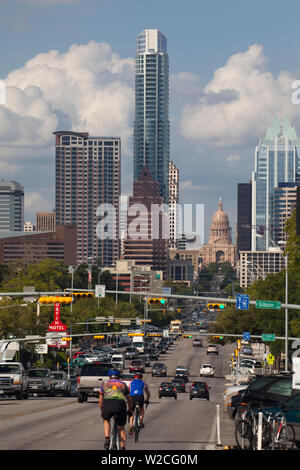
[0,336,238,452]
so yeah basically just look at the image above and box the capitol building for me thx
[199,198,236,267]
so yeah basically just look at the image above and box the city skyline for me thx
[2,1,300,242]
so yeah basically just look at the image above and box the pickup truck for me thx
[27,368,56,397]
[0,362,29,399]
[77,362,111,402]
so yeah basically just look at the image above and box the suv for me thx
[159,382,177,399]
[190,381,210,400]
[27,368,56,397]
[230,374,296,419]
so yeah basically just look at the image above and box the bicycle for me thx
[131,400,149,443]
[235,403,272,450]
[108,413,121,450]
[265,410,295,450]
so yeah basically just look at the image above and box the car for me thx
[152,362,167,377]
[200,364,215,377]
[206,344,218,355]
[159,382,177,399]
[190,381,210,400]
[125,347,138,360]
[129,360,145,374]
[176,365,190,377]
[157,343,167,354]
[139,354,151,367]
[193,338,203,347]
[148,350,160,361]
[171,377,186,393]
[52,371,71,396]
[230,374,297,420]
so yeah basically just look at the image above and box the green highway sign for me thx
[262,334,276,342]
[255,300,281,309]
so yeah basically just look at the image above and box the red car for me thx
[129,360,145,374]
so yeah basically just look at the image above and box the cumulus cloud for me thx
[179,45,298,147]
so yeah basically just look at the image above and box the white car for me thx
[200,364,215,377]
[83,354,99,363]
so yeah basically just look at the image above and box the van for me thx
[111,354,124,371]
[132,336,144,353]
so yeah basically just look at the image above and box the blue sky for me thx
[1,0,300,242]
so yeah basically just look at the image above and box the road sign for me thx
[95,284,106,298]
[243,332,251,341]
[256,300,281,309]
[236,294,249,310]
[267,354,275,365]
[262,333,276,342]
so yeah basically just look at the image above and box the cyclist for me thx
[128,373,150,434]
[99,369,133,450]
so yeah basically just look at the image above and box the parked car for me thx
[266,392,300,449]
[206,344,218,355]
[52,371,71,396]
[129,360,145,374]
[152,362,167,377]
[242,345,253,355]
[171,377,186,393]
[230,374,297,419]
[159,382,177,399]
[200,364,215,377]
[190,381,210,400]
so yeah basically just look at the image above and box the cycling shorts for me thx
[101,399,127,426]
[132,395,145,408]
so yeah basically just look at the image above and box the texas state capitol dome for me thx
[200,198,236,266]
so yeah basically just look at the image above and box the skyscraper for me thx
[134,29,170,203]
[0,180,24,232]
[251,115,300,250]
[236,182,252,254]
[54,131,120,265]
[168,160,179,249]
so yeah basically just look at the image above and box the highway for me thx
[0,336,237,452]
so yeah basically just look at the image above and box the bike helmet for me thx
[134,373,143,379]
[108,369,121,377]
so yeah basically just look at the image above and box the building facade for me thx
[54,131,120,265]
[236,182,252,255]
[239,249,286,288]
[168,161,179,249]
[36,212,56,232]
[272,182,298,244]
[251,115,300,251]
[0,224,77,266]
[123,166,167,275]
[134,29,170,202]
[0,180,24,232]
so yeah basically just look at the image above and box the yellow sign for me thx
[94,335,104,339]
[128,333,145,337]
[267,354,275,365]
[234,348,239,357]
[237,339,241,350]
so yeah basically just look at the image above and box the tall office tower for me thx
[54,131,120,265]
[251,115,300,250]
[168,161,179,249]
[123,167,167,275]
[36,212,56,232]
[273,182,299,244]
[236,182,252,255]
[134,29,170,202]
[0,180,24,232]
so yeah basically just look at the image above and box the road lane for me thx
[0,336,237,450]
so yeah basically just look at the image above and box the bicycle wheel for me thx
[277,424,295,450]
[235,419,254,450]
[134,410,140,443]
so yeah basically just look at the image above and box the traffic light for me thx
[207,303,226,311]
[213,335,224,340]
[182,334,192,339]
[39,296,73,304]
[147,298,167,305]
[72,292,94,300]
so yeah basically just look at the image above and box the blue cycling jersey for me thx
[130,379,146,396]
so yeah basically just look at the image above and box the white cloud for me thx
[179,45,298,148]
[226,154,240,164]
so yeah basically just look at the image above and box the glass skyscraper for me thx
[134,29,170,203]
[251,115,300,250]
